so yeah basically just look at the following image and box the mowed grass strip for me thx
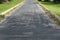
[0,0,23,13]
[40,2,60,16]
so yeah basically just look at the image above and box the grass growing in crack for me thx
[0,15,5,21]
[45,11,60,25]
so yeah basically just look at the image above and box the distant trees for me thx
[53,0,60,3]
[38,0,50,2]
[0,0,3,3]
[3,0,9,2]
[38,0,49,1]
[38,0,41,1]
[44,0,50,2]
[0,0,11,4]
[38,0,60,3]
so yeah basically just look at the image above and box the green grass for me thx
[40,2,60,16]
[0,0,23,13]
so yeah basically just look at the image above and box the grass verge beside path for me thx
[0,0,24,22]
[39,2,60,16]
[0,0,23,13]
[38,1,60,25]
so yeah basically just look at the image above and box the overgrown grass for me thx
[0,0,23,13]
[40,2,60,16]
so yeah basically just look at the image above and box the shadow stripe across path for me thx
[0,0,60,40]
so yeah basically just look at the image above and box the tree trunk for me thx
[38,0,41,1]
[53,0,56,3]
[3,0,9,3]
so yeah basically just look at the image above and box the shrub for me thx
[8,0,11,1]
[53,0,60,3]
[38,0,41,1]
[0,0,3,3]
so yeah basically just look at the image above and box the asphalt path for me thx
[0,0,60,40]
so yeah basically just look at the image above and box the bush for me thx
[53,0,60,3]
[0,0,3,3]
[43,0,50,2]
[8,0,11,1]
[38,0,41,1]
[0,0,11,4]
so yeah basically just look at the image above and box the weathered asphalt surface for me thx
[0,0,60,40]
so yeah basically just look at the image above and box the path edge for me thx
[0,0,25,15]
[0,0,25,23]
[36,1,60,25]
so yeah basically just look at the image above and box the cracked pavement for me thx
[0,0,60,40]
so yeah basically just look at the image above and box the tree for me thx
[0,0,11,4]
[3,0,9,3]
[0,0,3,3]
[38,0,50,2]
[53,0,60,3]
[38,0,41,1]
[44,0,50,2]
